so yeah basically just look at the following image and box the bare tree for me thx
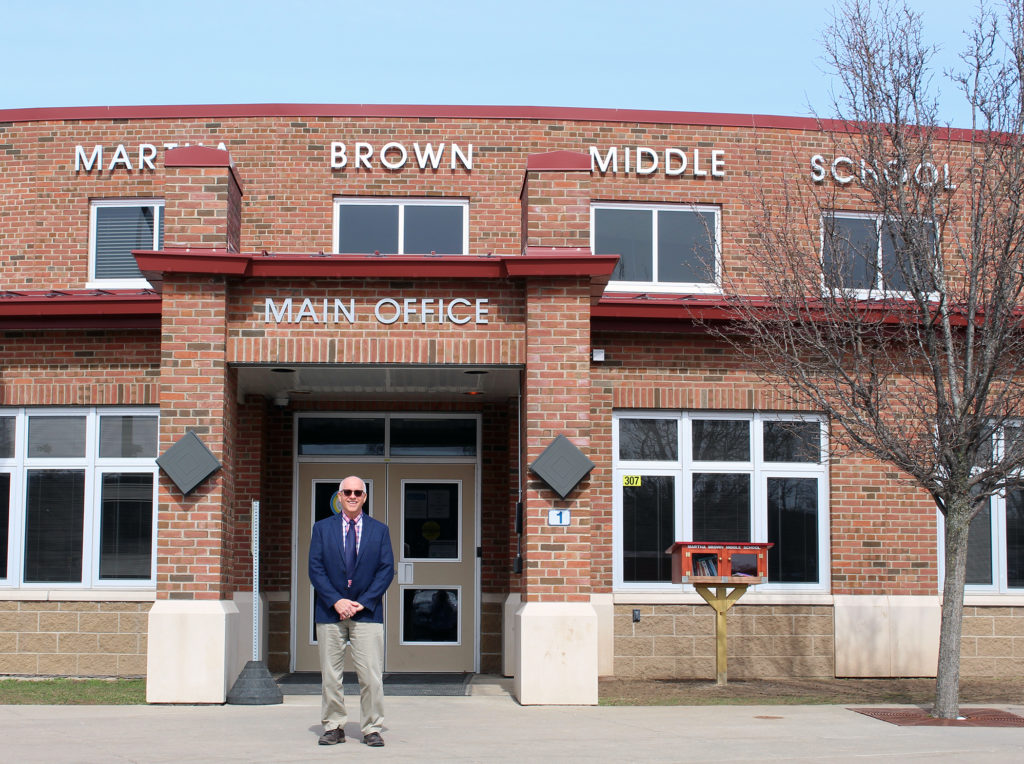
[714,0,1024,718]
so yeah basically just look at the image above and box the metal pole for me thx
[252,499,260,661]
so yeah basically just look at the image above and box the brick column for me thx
[520,150,591,251]
[514,151,599,704]
[163,146,243,253]
[147,147,245,703]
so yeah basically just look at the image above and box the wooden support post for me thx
[694,583,750,686]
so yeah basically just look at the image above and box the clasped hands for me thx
[333,598,364,620]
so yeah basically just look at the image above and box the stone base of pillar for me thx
[502,593,522,678]
[514,601,598,705]
[590,593,614,676]
[834,594,940,677]
[146,600,240,703]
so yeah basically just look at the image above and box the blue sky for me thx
[0,0,984,127]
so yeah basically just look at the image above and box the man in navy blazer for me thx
[309,475,395,747]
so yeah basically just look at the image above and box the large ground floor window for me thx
[966,490,1024,591]
[613,411,829,591]
[0,407,158,589]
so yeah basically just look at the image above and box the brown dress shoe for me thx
[318,727,345,745]
[362,732,385,747]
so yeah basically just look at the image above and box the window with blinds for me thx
[89,200,163,284]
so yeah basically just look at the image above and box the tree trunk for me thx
[934,505,971,719]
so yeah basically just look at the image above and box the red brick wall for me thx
[0,330,159,406]
[0,107,976,628]
[0,113,897,293]
[522,163,591,249]
[225,278,524,366]
[163,157,239,251]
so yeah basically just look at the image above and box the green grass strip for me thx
[0,678,146,705]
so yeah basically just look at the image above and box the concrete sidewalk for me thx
[2,685,1022,763]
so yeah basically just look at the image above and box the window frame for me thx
[0,407,159,590]
[821,210,938,299]
[88,199,163,289]
[591,201,722,294]
[612,411,830,592]
[959,424,1024,594]
[332,197,469,255]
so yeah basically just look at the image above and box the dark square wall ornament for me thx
[156,430,222,495]
[529,434,595,499]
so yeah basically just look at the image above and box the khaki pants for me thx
[316,620,385,735]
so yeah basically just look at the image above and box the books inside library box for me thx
[666,542,774,585]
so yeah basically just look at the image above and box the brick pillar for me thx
[522,278,593,603]
[163,146,243,252]
[147,146,244,703]
[514,151,599,704]
[520,150,591,252]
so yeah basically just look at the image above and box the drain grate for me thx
[850,707,1024,727]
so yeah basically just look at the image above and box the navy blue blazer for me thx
[309,512,395,625]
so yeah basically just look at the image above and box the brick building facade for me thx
[0,104,1021,704]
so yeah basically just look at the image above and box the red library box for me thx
[666,542,773,584]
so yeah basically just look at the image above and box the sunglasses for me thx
[341,489,365,497]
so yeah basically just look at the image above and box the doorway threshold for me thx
[276,671,473,696]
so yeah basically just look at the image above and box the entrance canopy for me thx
[236,364,522,404]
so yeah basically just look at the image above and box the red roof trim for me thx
[133,249,618,284]
[0,290,161,329]
[0,103,822,129]
[0,104,985,141]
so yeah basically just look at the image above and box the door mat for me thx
[850,707,1024,727]
[277,672,472,696]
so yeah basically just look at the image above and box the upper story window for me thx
[592,203,720,293]
[334,198,468,255]
[89,200,163,287]
[613,412,829,590]
[822,212,937,296]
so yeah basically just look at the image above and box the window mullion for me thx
[876,216,885,292]
[397,203,406,254]
[650,210,659,283]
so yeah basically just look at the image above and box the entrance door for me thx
[385,463,476,672]
[293,462,476,673]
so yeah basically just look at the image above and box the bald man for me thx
[309,475,395,747]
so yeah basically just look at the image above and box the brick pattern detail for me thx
[613,604,835,679]
[0,601,151,677]
[522,278,593,601]
[479,599,503,674]
[0,330,159,406]
[163,151,242,252]
[521,162,591,249]
[267,597,290,674]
